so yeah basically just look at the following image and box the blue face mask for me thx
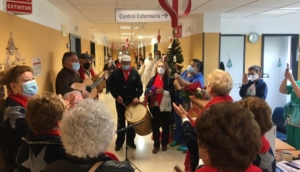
[22,80,38,97]
[187,65,195,73]
[122,65,130,70]
[72,62,80,71]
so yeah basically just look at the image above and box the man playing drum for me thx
[109,55,143,151]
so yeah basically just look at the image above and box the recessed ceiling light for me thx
[280,7,300,10]
[121,33,134,35]
[262,9,297,14]
[120,26,139,29]
[138,36,143,39]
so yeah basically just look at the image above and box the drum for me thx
[125,102,152,136]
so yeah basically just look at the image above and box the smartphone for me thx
[243,73,247,79]
[287,63,290,71]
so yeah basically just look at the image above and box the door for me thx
[263,36,291,111]
[220,35,245,101]
[69,34,81,54]
[90,41,96,66]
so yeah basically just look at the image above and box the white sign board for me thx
[115,8,171,23]
[32,58,41,76]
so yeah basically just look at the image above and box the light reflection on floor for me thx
[99,92,186,172]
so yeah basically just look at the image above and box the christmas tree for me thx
[166,38,184,77]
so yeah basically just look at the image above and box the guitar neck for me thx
[89,71,109,90]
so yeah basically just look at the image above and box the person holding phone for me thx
[239,65,268,100]
[279,67,300,150]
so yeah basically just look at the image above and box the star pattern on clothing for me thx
[21,146,48,172]
[257,152,274,172]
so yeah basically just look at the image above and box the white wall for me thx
[221,18,300,34]
[0,0,104,44]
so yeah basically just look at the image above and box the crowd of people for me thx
[0,49,298,172]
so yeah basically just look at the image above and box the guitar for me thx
[71,71,111,98]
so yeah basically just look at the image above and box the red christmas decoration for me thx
[157,29,161,43]
[158,0,191,28]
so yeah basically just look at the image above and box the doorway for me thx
[69,34,81,54]
[220,34,245,101]
[90,41,96,66]
[262,34,299,111]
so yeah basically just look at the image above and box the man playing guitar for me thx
[78,53,102,98]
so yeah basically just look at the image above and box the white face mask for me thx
[157,67,165,74]
[155,55,160,59]
[248,74,258,81]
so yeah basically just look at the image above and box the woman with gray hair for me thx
[44,99,134,172]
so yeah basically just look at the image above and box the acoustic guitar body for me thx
[71,79,98,98]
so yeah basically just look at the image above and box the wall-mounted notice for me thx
[32,58,41,76]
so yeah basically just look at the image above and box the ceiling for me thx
[47,0,300,46]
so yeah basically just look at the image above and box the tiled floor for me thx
[99,92,186,172]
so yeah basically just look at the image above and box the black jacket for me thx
[145,74,175,103]
[109,68,143,104]
[55,67,82,96]
[44,154,134,172]
[0,97,31,166]
[16,133,65,172]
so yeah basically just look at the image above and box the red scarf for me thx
[78,66,96,79]
[116,63,121,69]
[260,136,270,153]
[8,92,28,108]
[185,95,233,172]
[195,164,262,172]
[120,67,132,81]
[152,75,164,106]
[34,130,60,136]
[104,151,119,161]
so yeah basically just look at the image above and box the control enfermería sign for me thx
[115,9,171,23]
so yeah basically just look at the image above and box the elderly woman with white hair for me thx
[173,69,234,172]
[44,99,134,172]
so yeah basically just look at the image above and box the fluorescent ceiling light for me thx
[280,7,300,10]
[121,33,134,35]
[262,9,297,14]
[138,36,143,39]
[120,26,139,29]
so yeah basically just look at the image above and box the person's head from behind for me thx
[155,62,170,76]
[248,65,261,82]
[206,69,233,98]
[0,65,37,98]
[154,50,161,59]
[26,92,64,133]
[60,99,115,158]
[79,53,92,70]
[195,102,261,171]
[62,52,79,72]
[237,97,273,135]
[187,59,202,74]
[121,55,131,70]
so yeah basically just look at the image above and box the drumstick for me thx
[122,102,133,117]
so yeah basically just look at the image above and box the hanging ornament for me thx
[173,55,177,62]
[227,55,232,69]
[157,29,161,43]
[277,58,282,67]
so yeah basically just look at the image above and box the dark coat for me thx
[239,79,268,100]
[0,97,30,166]
[44,154,134,172]
[16,133,65,172]
[55,67,82,96]
[109,68,143,105]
